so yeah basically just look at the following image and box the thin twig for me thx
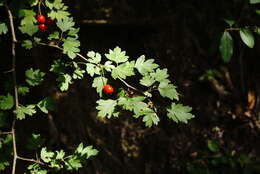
[16,156,50,167]
[225,26,260,31]
[118,77,145,94]
[37,42,89,62]
[2,68,15,74]
[0,131,13,135]
[5,3,19,174]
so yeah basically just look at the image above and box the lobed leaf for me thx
[158,82,179,100]
[111,61,135,79]
[96,99,118,118]
[37,97,56,114]
[105,46,129,63]
[0,93,14,110]
[135,55,158,75]
[14,105,36,120]
[57,74,72,91]
[92,76,108,97]
[62,37,80,59]
[25,68,45,86]
[0,23,8,35]
[167,103,194,124]
[22,40,33,49]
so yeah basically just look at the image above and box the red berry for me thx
[38,24,47,32]
[103,84,114,94]
[37,14,46,24]
[46,17,55,25]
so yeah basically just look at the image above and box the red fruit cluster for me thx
[103,84,114,94]
[36,14,55,32]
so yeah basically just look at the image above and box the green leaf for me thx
[87,51,101,64]
[46,0,70,20]
[21,40,33,49]
[18,86,30,96]
[62,37,80,59]
[27,163,47,174]
[14,105,36,120]
[65,156,82,170]
[96,99,118,118]
[118,96,149,118]
[75,143,99,158]
[92,76,108,97]
[68,28,79,38]
[239,29,255,48]
[50,59,66,74]
[111,61,135,79]
[25,68,45,86]
[83,146,99,158]
[250,0,260,4]
[28,0,39,6]
[48,31,60,40]
[256,9,260,15]
[152,68,169,82]
[46,0,66,10]
[219,31,233,63]
[223,19,235,27]
[105,46,129,63]
[118,96,146,110]
[0,23,8,35]
[34,37,41,43]
[135,55,158,75]
[142,109,160,127]
[140,75,156,87]
[0,93,14,110]
[158,82,179,100]
[19,24,38,36]
[72,67,85,79]
[37,97,56,114]
[56,150,65,160]
[40,147,54,163]
[207,140,220,153]
[167,103,194,124]
[57,74,72,91]
[48,10,70,20]
[104,61,115,72]
[19,9,37,25]
[26,133,45,150]
[86,63,95,77]
[57,18,75,32]
[0,161,9,171]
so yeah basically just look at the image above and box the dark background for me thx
[1,0,260,173]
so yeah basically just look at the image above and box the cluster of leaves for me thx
[91,47,194,126]
[49,46,194,127]
[0,67,56,120]
[26,143,98,174]
[16,0,195,127]
[0,0,195,173]
[219,0,260,63]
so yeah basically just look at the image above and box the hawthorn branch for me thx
[37,42,148,95]
[5,3,19,174]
